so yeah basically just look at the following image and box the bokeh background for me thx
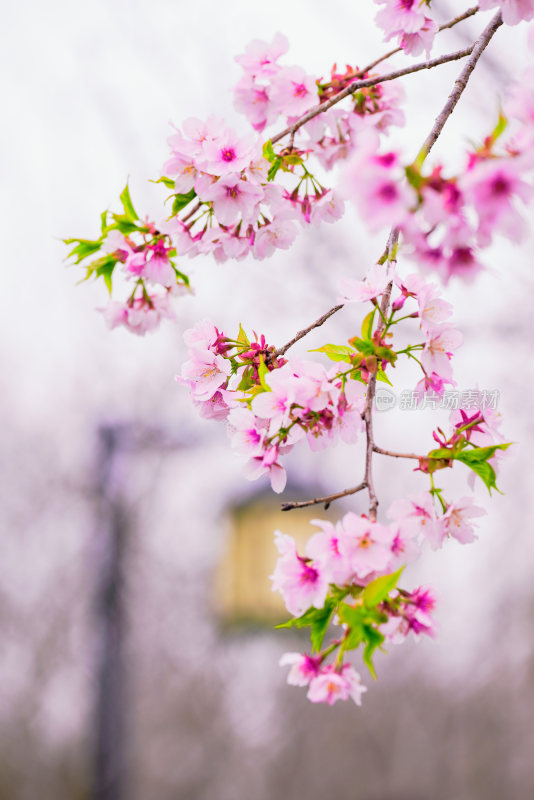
[3,1,534,798]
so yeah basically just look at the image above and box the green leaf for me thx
[490,111,507,143]
[362,624,385,680]
[119,183,138,222]
[405,164,424,191]
[172,265,190,287]
[276,601,334,634]
[85,254,117,294]
[376,369,393,386]
[362,568,404,608]
[310,344,354,363]
[310,603,335,652]
[360,309,376,340]
[427,443,511,493]
[457,443,510,463]
[284,154,303,166]
[172,188,197,215]
[110,215,143,234]
[262,140,276,163]
[267,158,282,181]
[237,324,250,347]
[236,367,255,392]
[100,210,109,235]
[459,458,498,493]
[152,176,176,189]
[64,239,103,264]
[258,357,270,391]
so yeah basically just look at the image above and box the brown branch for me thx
[271,46,474,146]
[415,11,503,162]
[438,5,479,33]
[373,445,422,460]
[281,482,367,512]
[181,200,201,224]
[359,5,480,76]
[363,230,398,521]
[274,304,344,358]
[362,13,502,520]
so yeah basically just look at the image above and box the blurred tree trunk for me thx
[92,426,128,800]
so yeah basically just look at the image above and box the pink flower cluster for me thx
[341,116,534,282]
[177,321,367,493]
[279,654,367,706]
[479,0,534,25]
[374,0,438,58]
[101,291,175,336]
[388,492,485,550]
[340,265,463,396]
[233,33,316,132]
[98,223,188,336]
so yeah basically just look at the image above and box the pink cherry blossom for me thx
[421,324,463,381]
[400,16,438,57]
[337,513,393,579]
[242,444,288,493]
[306,519,354,585]
[227,407,266,457]
[478,0,534,25]
[251,367,301,430]
[234,32,289,78]
[375,0,430,38]
[461,158,534,245]
[442,497,486,545]
[387,493,441,546]
[307,664,367,706]
[279,652,321,686]
[178,350,231,402]
[100,292,174,336]
[200,175,264,226]
[253,220,298,259]
[198,130,256,176]
[339,262,390,303]
[271,531,329,616]
[270,66,317,118]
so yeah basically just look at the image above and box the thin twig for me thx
[359,5,480,76]
[274,304,344,358]
[363,231,398,520]
[415,11,503,161]
[281,482,367,512]
[373,445,422,460]
[181,200,201,224]
[271,46,473,146]
[363,12,502,519]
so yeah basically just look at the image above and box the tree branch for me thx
[271,46,474,146]
[415,11,503,162]
[372,445,422,460]
[274,304,344,358]
[281,482,367,512]
[359,5,480,76]
[363,231,398,521]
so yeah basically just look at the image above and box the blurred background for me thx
[3,1,534,798]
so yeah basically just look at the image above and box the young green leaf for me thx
[262,140,276,163]
[310,344,354,363]
[362,624,385,680]
[119,183,139,222]
[64,239,103,264]
[172,189,197,215]
[360,309,376,340]
[362,567,404,607]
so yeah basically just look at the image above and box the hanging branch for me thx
[280,12,503,516]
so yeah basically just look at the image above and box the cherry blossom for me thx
[271,531,329,616]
